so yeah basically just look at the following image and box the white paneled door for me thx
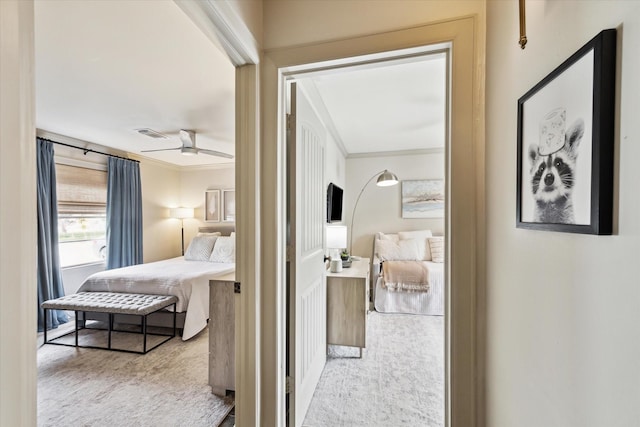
[288,83,327,427]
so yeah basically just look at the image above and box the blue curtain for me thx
[37,138,68,331]
[106,157,143,269]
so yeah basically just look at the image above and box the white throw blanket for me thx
[78,257,235,340]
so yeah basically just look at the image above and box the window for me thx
[56,164,107,267]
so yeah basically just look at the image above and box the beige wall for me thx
[180,165,235,246]
[486,1,640,426]
[0,1,37,425]
[264,0,485,49]
[138,159,181,262]
[345,151,445,257]
[139,161,235,260]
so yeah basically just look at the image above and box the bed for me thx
[77,226,235,340]
[371,230,444,316]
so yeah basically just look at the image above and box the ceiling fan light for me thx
[181,147,197,156]
[136,128,168,139]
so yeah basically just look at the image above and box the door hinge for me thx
[286,376,293,394]
[286,245,292,262]
[234,282,241,294]
[286,113,292,130]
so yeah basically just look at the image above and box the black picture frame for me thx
[516,29,616,235]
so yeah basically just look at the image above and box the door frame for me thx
[259,15,485,427]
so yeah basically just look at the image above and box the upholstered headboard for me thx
[198,225,235,236]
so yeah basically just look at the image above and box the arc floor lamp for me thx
[348,169,399,254]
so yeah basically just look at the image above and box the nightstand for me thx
[326,257,370,357]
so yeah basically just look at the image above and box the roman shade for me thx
[56,164,107,214]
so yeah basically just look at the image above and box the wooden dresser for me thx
[208,272,236,396]
[326,258,370,357]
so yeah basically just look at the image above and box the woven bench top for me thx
[41,292,178,316]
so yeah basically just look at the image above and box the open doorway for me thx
[284,45,450,426]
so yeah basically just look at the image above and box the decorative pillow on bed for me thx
[209,236,235,263]
[376,239,421,261]
[398,230,433,260]
[184,235,218,261]
[377,232,400,243]
[428,237,445,263]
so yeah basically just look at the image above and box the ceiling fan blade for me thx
[140,147,181,153]
[196,148,234,159]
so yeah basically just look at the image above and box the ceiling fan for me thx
[141,129,233,159]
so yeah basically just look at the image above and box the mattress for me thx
[374,261,444,316]
[77,257,235,340]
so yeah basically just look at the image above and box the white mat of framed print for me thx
[222,190,235,222]
[205,190,220,222]
[402,180,444,219]
[516,29,615,235]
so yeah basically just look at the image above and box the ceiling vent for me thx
[136,128,167,139]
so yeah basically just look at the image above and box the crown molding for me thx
[347,147,444,159]
[181,162,235,172]
[174,0,259,66]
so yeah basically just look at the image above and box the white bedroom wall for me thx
[179,165,235,247]
[325,133,346,192]
[486,1,640,426]
[345,151,444,258]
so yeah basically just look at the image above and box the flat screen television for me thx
[327,183,343,223]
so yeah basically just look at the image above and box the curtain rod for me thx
[38,137,139,163]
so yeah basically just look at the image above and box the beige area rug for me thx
[303,311,444,427]
[37,324,233,427]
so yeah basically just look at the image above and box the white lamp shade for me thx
[326,225,347,249]
[170,207,194,219]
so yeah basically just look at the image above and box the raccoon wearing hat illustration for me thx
[528,108,584,224]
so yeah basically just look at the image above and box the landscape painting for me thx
[402,179,444,219]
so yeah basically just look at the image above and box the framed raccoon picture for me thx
[516,29,616,235]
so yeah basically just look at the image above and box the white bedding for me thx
[77,257,235,340]
[374,261,444,316]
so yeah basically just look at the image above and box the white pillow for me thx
[209,236,235,263]
[376,239,421,261]
[378,232,399,243]
[184,235,218,261]
[428,237,445,263]
[398,230,433,260]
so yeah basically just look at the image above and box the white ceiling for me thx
[306,55,447,155]
[34,1,445,167]
[34,0,236,167]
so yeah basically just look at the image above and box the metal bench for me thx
[42,292,178,354]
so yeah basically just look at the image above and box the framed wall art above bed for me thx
[205,190,220,222]
[223,189,236,222]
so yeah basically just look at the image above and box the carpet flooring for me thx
[303,311,444,427]
[37,323,233,427]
